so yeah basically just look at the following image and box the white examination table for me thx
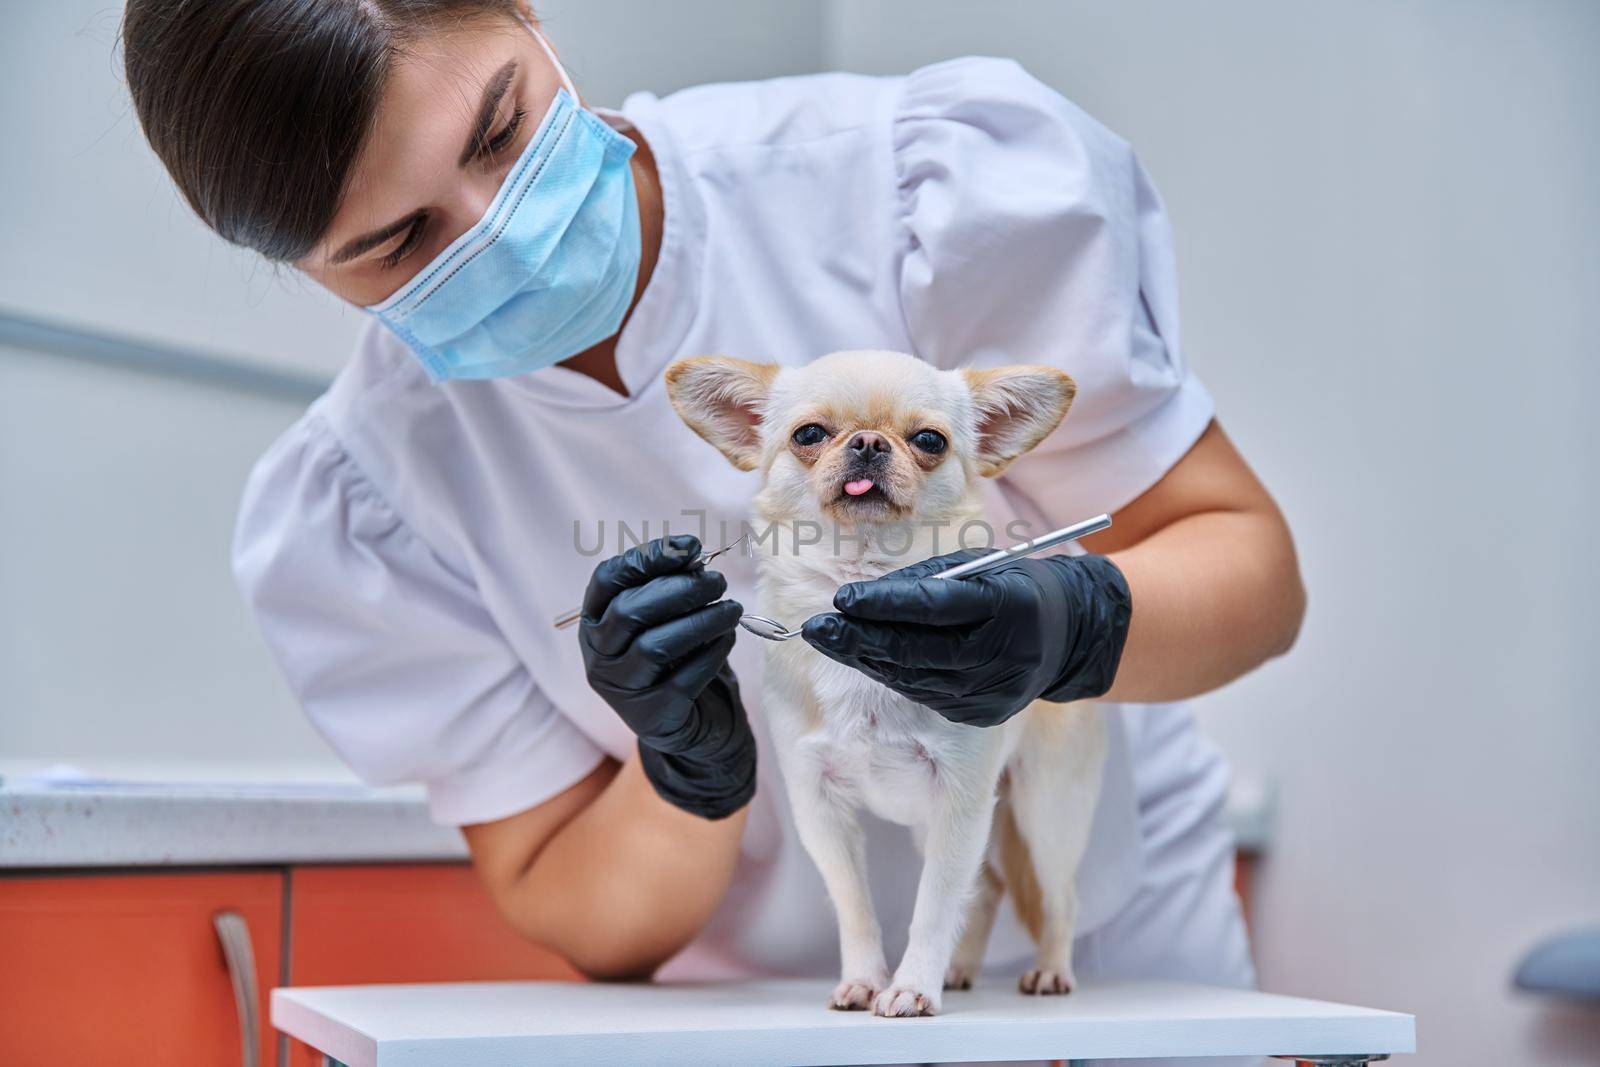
[272,977,1414,1065]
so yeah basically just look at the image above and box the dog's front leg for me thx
[765,669,890,1010]
[781,761,890,1009]
[876,753,1003,1017]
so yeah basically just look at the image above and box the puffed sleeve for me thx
[231,414,605,825]
[894,56,1215,515]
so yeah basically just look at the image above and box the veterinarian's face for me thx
[297,17,563,307]
[761,352,976,526]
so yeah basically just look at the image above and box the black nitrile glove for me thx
[802,549,1132,728]
[579,535,756,819]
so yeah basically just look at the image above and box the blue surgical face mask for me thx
[367,30,641,382]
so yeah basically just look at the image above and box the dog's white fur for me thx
[666,350,1107,1017]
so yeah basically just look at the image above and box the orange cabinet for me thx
[0,871,282,1066]
[287,864,580,985]
[284,864,580,1066]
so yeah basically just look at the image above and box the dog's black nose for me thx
[847,431,890,457]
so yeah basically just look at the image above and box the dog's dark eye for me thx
[791,423,829,447]
[910,429,947,454]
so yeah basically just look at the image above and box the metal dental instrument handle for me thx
[926,513,1112,581]
[737,513,1113,642]
[551,535,747,631]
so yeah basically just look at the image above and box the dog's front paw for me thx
[829,977,881,1011]
[1018,967,1073,995]
[873,984,939,1017]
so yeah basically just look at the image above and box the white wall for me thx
[829,2,1600,1064]
[0,346,341,777]
[537,0,824,106]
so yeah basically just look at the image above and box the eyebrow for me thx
[457,59,518,166]
[328,59,518,266]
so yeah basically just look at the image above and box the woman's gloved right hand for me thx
[578,535,756,820]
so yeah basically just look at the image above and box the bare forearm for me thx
[1079,421,1305,703]
[465,756,748,979]
[1103,505,1304,702]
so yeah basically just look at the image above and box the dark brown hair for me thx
[122,0,528,262]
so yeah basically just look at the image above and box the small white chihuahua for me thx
[666,350,1106,1017]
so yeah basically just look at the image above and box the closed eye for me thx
[479,106,526,160]
[378,216,428,269]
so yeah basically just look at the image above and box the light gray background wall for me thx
[3,2,1596,1064]
[0,346,333,778]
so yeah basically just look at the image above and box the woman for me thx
[123,0,1303,1034]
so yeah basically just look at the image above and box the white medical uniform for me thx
[233,57,1255,1055]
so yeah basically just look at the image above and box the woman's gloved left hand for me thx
[801,549,1133,727]
[579,535,756,820]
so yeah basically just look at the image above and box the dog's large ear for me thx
[960,365,1077,477]
[664,356,779,471]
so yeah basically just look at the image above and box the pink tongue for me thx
[844,479,875,497]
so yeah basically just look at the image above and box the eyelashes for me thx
[379,217,427,270]
[483,106,526,156]
[377,106,529,271]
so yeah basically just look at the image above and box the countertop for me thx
[0,776,466,867]
[0,772,1271,869]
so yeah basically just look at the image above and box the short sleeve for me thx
[231,415,605,825]
[894,56,1214,516]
